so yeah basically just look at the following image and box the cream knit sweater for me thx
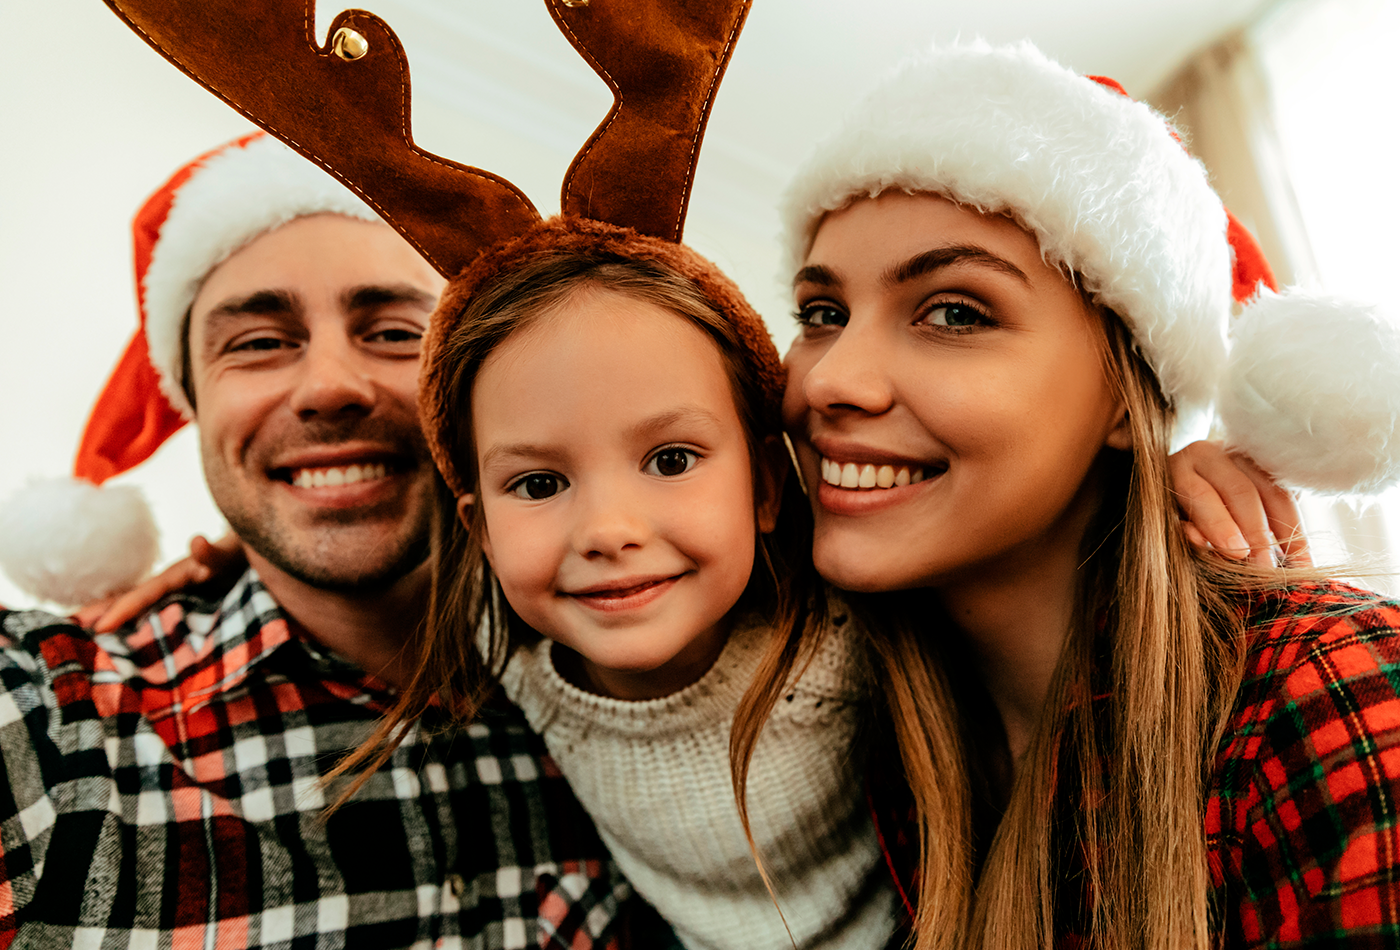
[500,611,896,950]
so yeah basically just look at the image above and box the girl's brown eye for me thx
[510,473,566,499]
[646,448,697,478]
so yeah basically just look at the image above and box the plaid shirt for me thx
[1208,581,1400,947]
[0,570,631,949]
[871,581,1400,948]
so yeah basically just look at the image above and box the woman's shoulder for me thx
[1235,580,1400,696]
[1224,580,1400,767]
[1209,581,1400,943]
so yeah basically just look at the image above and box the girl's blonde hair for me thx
[335,246,817,798]
[731,305,1302,950]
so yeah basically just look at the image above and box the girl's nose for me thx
[574,483,653,558]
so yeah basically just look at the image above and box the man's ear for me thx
[755,436,790,534]
[457,493,491,559]
[1105,403,1133,451]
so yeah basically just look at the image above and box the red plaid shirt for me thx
[0,570,630,949]
[871,581,1400,947]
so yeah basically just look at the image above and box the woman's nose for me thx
[799,321,896,417]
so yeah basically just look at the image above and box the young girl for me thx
[747,40,1400,950]
[402,218,898,950]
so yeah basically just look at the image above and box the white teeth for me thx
[291,463,388,488]
[819,457,931,491]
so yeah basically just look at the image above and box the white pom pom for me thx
[0,478,159,607]
[1221,290,1400,495]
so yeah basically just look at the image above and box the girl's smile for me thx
[470,286,775,700]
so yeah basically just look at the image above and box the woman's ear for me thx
[457,493,491,558]
[1105,404,1133,451]
[755,436,790,533]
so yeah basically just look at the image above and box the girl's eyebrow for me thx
[629,406,724,440]
[883,245,1031,288]
[478,442,567,471]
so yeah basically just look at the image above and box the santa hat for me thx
[0,132,380,606]
[780,40,1400,496]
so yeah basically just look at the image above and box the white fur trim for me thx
[143,136,380,416]
[778,40,1231,433]
[1221,290,1400,495]
[0,479,159,608]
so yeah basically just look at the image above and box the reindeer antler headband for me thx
[102,0,784,498]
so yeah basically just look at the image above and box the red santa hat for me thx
[0,132,381,606]
[780,41,1400,496]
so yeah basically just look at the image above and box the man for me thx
[0,134,632,949]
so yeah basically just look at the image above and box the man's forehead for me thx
[191,214,442,317]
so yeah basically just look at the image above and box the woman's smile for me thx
[782,191,1131,593]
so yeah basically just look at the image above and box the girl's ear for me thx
[457,493,491,558]
[1105,404,1133,451]
[755,436,790,534]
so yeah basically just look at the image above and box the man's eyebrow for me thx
[883,245,1031,288]
[793,264,840,289]
[342,283,439,312]
[205,289,299,320]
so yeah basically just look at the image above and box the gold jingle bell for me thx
[332,27,369,61]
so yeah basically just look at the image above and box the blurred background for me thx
[2,0,1397,609]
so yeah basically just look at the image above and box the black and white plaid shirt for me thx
[0,570,631,949]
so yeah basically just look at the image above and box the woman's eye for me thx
[509,473,567,500]
[795,303,848,328]
[645,448,699,478]
[925,303,987,329]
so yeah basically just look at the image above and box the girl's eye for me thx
[924,303,988,329]
[645,448,698,478]
[509,473,567,500]
[795,303,848,328]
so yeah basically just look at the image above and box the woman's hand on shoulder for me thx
[72,533,245,633]
[1167,441,1312,568]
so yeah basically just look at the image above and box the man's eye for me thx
[645,448,698,478]
[925,303,989,329]
[795,303,848,328]
[370,328,423,344]
[231,336,292,352]
[508,473,567,500]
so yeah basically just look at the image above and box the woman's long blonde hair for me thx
[731,306,1287,950]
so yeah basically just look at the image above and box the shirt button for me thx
[446,872,465,898]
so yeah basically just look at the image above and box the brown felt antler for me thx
[101,0,751,276]
[547,0,750,242]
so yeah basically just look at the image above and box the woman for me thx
[736,39,1400,950]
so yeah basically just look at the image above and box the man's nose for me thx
[288,333,377,419]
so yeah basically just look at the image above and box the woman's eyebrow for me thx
[883,245,1031,287]
[793,264,840,288]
